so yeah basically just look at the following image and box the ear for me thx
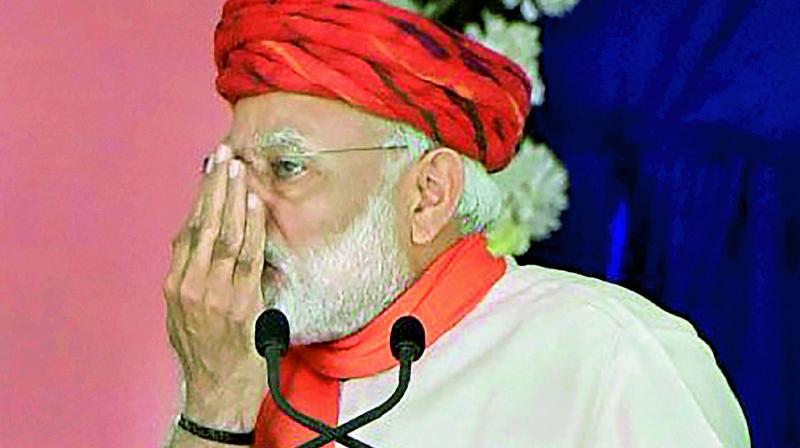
[409,147,464,245]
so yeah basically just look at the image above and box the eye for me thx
[270,157,308,180]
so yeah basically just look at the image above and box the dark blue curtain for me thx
[517,1,800,446]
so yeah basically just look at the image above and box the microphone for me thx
[255,309,426,448]
[301,315,425,448]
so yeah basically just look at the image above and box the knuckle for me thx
[235,254,257,273]
[187,215,204,232]
[178,282,202,303]
[217,228,238,247]
[212,236,239,259]
[162,272,182,299]
[162,281,176,300]
[170,229,190,250]
[198,224,219,240]
[205,301,230,316]
[169,235,182,251]
[214,230,239,259]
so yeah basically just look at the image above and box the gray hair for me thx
[377,119,504,235]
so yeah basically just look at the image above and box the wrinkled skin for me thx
[162,91,464,431]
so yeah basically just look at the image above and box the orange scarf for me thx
[253,233,506,447]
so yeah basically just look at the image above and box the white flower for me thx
[487,138,570,256]
[504,0,579,18]
[534,0,580,17]
[504,0,540,22]
[379,0,576,254]
[520,0,540,22]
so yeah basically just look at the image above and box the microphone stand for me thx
[298,346,415,448]
[264,347,376,448]
[257,309,425,448]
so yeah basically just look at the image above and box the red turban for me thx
[214,0,532,172]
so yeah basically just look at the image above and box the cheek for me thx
[244,171,336,248]
[393,185,412,243]
[269,195,353,250]
[392,172,413,221]
[269,200,326,246]
[262,161,384,250]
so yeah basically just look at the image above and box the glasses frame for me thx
[228,143,416,188]
[241,144,411,157]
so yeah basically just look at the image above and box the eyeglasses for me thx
[226,143,412,197]
[250,144,410,157]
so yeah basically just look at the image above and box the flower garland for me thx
[385,0,578,256]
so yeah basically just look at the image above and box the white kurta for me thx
[331,257,750,447]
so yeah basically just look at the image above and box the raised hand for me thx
[163,144,268,431]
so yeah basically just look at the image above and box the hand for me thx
[163,145,267,429]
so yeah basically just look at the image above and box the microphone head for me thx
[390,315,426,362]
[255,308,290,358]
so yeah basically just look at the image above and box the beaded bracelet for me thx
[178,413,255,446]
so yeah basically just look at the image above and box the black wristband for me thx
[178,413,255,446]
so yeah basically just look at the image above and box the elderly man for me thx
[162,1,750,447]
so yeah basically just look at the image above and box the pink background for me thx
[1,1,235,446]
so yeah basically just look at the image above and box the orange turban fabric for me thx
[214,0,533,172]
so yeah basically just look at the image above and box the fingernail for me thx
[215,144,232,163]
[203,155,215,174]
[247,192,260,210]
[228,159,241,178]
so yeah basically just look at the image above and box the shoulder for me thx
[478,259,750,446]
[481,257,698,339]
[472,257,722,385]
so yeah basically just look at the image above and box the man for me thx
[162,0,750,447]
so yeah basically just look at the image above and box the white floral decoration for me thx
[502,0,580,18]
[460,8,570,256]
[381,0,577,256]
[502,0,539,22]
[487,138,569,256]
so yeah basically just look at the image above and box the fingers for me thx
[164,150,217,365]
[166,154,213,294]
[206,158,248,291]
[181,145,232,298]
[231,190,266,317]
[184,156,216,237]
[162,143,268,382]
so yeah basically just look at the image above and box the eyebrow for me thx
[255,127,314,155]
[224,127,316,168]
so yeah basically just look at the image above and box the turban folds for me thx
[214,0,533,172]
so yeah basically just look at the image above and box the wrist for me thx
[184,383,266,432]
[175,414,255,447]
[182,406,259,433]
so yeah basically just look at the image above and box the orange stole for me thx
[254,233,507,448]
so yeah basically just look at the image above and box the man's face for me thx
[223,91,414,345]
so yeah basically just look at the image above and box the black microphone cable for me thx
[257,309,375,448]
[255,309,425,448]
[299,316,424,448]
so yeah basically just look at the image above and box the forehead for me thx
[223,92,391,154]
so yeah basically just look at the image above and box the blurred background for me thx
[1,0,797,446]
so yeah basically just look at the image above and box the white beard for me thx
[260,176,415,346]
